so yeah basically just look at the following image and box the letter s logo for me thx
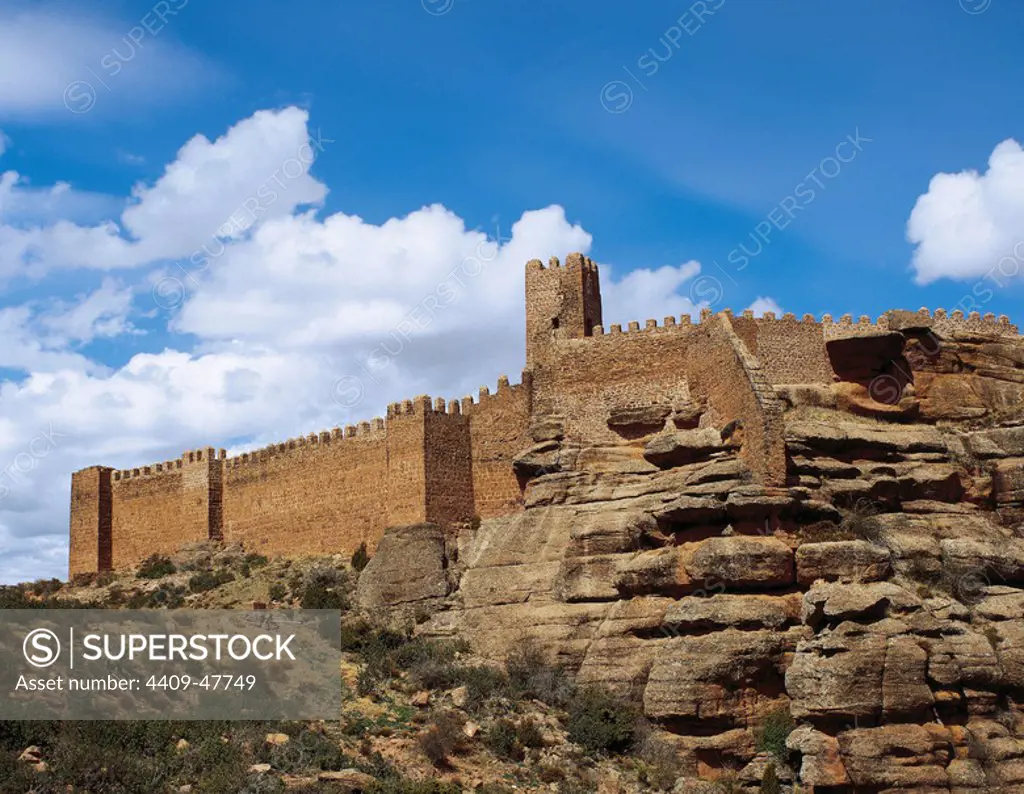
[23,628,61,667]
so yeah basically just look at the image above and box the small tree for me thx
[350,542,370,572]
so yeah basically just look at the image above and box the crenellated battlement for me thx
[578,306,1019,342]
[526,252,599,272]
[70,252,1023,576]
[224,418,388,469]
[113,448,228,482]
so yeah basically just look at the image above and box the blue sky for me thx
[0,0,1022,581]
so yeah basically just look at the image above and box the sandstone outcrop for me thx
[347,323,1024,790]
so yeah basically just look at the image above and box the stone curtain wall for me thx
[108,450,221,571]
[533,321,700,443]
[466,376,532,518]
[731,313,835,385]
[423,400,475,528]
[223,425,390,559]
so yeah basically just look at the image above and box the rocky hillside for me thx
[360,322,1024,792]
[3,548,680,794]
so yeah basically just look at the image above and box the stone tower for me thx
[524,252,602,370]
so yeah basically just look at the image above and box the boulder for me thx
[881,635,934,718]
[607,404,671,433]
[644,629,793,724]
[787,625,888,722]
[801,581,921,628]
[656,495,727,525]
[686,536,794,589]
[529,414,565,443]
[643,429,725,468]
[671,401,704,429]
[786,726,850,787]
[966,425,1024,458]
[826,330,906,382]
[786,418,946,455]
[836,724,953,790]
[663,593,801,632]
[555,555,621,602]
[355,523,449,608]
[513,440,567,477]
[993,458,1024,504]
[566,511,653,556]
[796,541,891,586]
[834,380,919,420]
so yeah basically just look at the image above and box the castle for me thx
[68,253,1020,575]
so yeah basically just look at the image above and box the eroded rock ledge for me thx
[359,329,1024,791]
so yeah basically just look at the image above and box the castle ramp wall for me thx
[685,314,787,485]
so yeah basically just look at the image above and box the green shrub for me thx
[0,751,36,794]
[760,761,781,794]
[351,542,371,572]
[633,723,683,791]
[484,718,523,761]
[126,583,186,609]
[244,553,269,568]
[268,582,287,602]
[106,584,126,607]
[137,554,177,579]
[517,717,544,749]
[30,577,64,596]
[755,707,795,762]
[566,686,639,755]
[0,586,89,610]
[456,665,508,709]
[506,642,573,707]
[188,569,235,594]
[300,567,350,610]
[417,711,464,767]
[366,775,461,794]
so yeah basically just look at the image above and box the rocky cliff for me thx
[359,322,1024,792]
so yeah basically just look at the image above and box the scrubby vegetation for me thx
[137,554,177,579]
[755,707,795,763]
[0,550,665,792]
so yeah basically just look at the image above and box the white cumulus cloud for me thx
[908,138,1024,284]
[0,106,709,584]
